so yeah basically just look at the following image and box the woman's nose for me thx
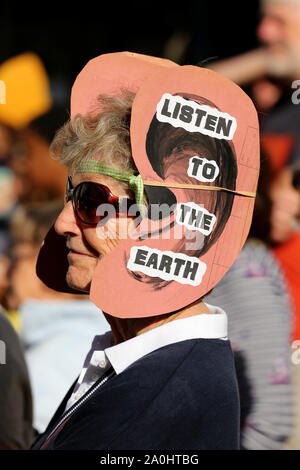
[54,201,81,236]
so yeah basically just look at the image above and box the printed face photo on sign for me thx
[35,53,259,318]
[127,92,238,289]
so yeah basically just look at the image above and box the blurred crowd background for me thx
[1,0,300,451]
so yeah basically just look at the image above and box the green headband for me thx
[76,160,146,215]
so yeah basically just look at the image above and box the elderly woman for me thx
[31,52,260,450]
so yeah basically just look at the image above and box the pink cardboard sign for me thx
[89,65,260,318]
[36,52,179,296]
[71,51,178,118]
[36,52,259,319]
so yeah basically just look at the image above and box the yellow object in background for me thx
[0,52,52,129]
[6,309,22,335]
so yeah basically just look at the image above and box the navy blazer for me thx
[31,338,240,450]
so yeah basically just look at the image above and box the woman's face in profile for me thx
[54,172,135,293]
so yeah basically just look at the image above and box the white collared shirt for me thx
[65,303,227,411]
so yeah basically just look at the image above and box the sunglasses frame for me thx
[66,176,136,226]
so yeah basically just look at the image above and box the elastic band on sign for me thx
[77,159,256,207]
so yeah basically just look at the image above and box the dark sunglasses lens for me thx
[74,183,107,224]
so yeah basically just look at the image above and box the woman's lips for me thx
[67,249,95,258]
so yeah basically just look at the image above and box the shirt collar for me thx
[104,303,227,375]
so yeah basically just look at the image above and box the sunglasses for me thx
[66,177,137,226]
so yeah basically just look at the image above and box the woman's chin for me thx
[66,268,91,293]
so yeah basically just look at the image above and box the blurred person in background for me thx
[205,0,300,449]
[207,0,300,230]
[0,308,34,449]
[0,51,68,209]
[205,151,294,449]
[0,55,42,449]
[0,52,66,307]
[0,52,53,186]
[10,106,69,204]
[3,200,110,434]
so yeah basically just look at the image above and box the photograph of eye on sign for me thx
[87,57,260,318]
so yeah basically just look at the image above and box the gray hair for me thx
[50,92,137,178]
